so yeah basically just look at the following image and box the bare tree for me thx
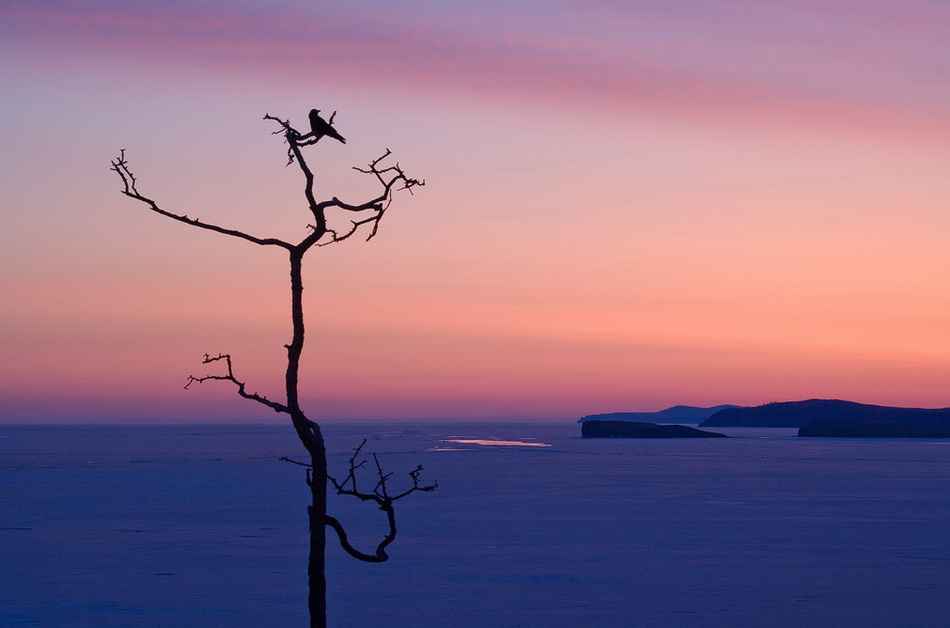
[111,110,435,627]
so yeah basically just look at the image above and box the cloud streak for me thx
[6,0,949,143]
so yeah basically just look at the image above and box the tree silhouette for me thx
[111,110,434,627]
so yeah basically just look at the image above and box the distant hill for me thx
[578,405,740,424]
[700,399,950,428]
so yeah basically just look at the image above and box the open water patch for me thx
[441,438,551,448]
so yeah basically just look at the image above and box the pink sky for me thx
[2,1,949,422]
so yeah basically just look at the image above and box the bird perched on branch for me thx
[308,109,346,144]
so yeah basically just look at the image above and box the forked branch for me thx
[322,150,425,244]
[324,439,437,562]
[184,353,289,414]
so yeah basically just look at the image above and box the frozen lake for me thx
[1,422,948,627]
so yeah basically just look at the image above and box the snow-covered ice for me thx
[1,422,948,626]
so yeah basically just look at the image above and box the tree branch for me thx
[184,353,289,414]
[110,150,293,250]
[279,456,312,468]
[263,114,330,240]
[325,439,437,562]
[261,114,423,248]
[315,150,425,245]
[263,113,305,165]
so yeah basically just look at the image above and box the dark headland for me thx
[699,399,950,437]
[581,421,727,439]
[579,405,734,438]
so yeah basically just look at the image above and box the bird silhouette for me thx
[308,109,346,144]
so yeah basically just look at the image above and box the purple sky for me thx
[2,1,950,422]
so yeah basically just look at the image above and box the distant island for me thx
[578,405,740,425]
[698,399,950,437]
[582,421,727,439]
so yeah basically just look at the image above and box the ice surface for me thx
[1,423,948,627]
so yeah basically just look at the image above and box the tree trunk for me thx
[307,435,328,627]
[286,250,330,627]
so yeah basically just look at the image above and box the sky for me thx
[2,0,949,422]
